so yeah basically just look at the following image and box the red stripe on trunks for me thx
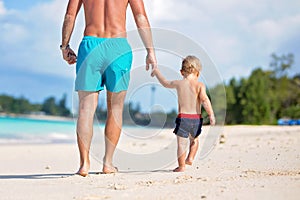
[177,113,202,119]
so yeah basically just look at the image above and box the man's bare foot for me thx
[173,166,185,172]
[185,159,193,165]
[76,165,90,177]
[102,165,118,174]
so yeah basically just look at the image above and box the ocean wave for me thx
[0,132,76,144]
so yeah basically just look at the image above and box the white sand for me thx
[0,125,299,200]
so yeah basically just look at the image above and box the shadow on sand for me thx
[0,169,173,180]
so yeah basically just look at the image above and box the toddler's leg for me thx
[185,137,199,165]
[174,136,188,172]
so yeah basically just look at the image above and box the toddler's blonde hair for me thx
[181,55,202,75]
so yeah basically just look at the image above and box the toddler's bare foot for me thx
[185,159,193,165]
[173,166,185,172]
[102,165,118,174]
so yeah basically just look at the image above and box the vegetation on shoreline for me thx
[225,53,300,124]
[0,94,70,117]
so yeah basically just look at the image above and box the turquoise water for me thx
[0,116,78,144]
[0,116,164,144]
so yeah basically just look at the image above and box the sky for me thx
[0,0,300,112]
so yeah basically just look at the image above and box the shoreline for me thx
[0,112,74,122]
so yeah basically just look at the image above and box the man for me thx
[60,0,157,176]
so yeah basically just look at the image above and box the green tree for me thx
[269,53,298,120]
[0,95,33,114]
[270,53,294,77]
[240,69,272,124]
[14,97,32,114]
[0,94,71,116]
[42,97,58,115]
[58,94,71,116]
[166,109,177,127]
[0,95,14,112]
[209,84,227,125]
[276,74,300,119]
[236,78,248,124]
[225,78,238,124]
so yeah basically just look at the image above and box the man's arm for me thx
[199,84,216,125]
[129,0,157,73]
[61,0,82,65]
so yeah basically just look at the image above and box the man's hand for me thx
[145,52,157,77]
[62,47,77,65]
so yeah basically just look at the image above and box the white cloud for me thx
[1,23,29,44]
[146,0,300,78]
[252,14,300,44]
[0,1,6,15]
[147,0,207,22]
[0,0,299,82]
[0,0,81,78]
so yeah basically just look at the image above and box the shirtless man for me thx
[60,0,157,176]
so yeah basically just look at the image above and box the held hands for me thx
[145,52,157,76]
[151,67,159,77]
[62,47,77,65]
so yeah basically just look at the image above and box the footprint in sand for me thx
[109,183,127,190]
[174,175,193,183]
[219,134,226,144]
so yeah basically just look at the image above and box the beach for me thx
[0,125,299,200]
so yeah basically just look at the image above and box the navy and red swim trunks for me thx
[173,113,204,138]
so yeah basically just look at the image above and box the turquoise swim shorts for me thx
[75,36,132,92]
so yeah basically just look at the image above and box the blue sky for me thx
[2,0,52,10]
[0,0,300,112]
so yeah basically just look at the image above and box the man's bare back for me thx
[82,0,129,37]
[62,0,154,65]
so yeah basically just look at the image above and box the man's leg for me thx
[103,90,127,173]
[174,136,188,172]
[185,137,199,165]
[76,91,99,176]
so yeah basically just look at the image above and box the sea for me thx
[0,116,162,145]
[0,116,79,144]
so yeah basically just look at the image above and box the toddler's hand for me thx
[209,115,216,125]
[151,67,159,77]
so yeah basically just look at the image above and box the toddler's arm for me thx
[152,68,176,88]
[199,84,216,125]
